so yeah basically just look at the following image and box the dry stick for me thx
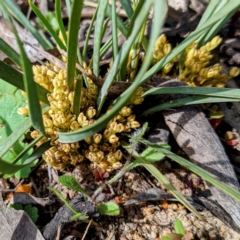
[81,219,93,240]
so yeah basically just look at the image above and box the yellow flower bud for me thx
[184,59,195,68]
[103,129,112,139]
[153,51,164,61]
[98,160,109,170]
[112,162,123,170]
[17,107,29,116]
[43,118,53,128]
[93,133,102,144]
[127,114,136,122]
[70,121,80,130]
[54,151,64,160]
[109,134,119,144]
[32,65,41,75]
[114,150,122,161]
[85,136,92,144]
[163,62,173,74]
[209,36,222,51]
[31,130,40,139]
[130,121,140,128]
[187,48,197,59]
[81,120,89,128]
[77,113,87,124]
[132,97,144,105]
[163,43,172,55]
[191,62,202,73]
[156,34,167,47]
[57,71,65,81]
[86,107,96,119]
[119,107,132,116]
[41,66,48,75]
[107,153,116,164]
[89,144,99,152]
[47,70,56,78]
[229,67,240,78]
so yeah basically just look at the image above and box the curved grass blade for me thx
[2,8,45,135]
[0,38,21,66]
[28,0,66,51]
[93,0,108,77]
[0,61,50,105]
[143,96,240,115]
[143,86,240,98]
[0,140,51,175]
[58,0,168,143]
[142,140,240,204]
[66,0,84,89]
[1,0,52,50]
[48,187,79,215]
[131,150,202,219]
[11,134,44,165]
[119,0,133,18]
[141,0,240,83]
[0,118,31,158]
[112,0,118,61]
[82,6,98,61]
[65,0,71,17]
[55,0,67,46]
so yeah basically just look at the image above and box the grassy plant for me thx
[0,0,240,222]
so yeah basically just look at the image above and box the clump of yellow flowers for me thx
[20,62,143,171]
[153,34,240,87]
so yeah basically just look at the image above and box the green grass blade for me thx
[55,0,68,46]
[0,140,50,175]
[93,0,108,77]
[2,9,45,135]
[132,151,202,218]
[66,0,84,89]
[119,0,133,18]
[143,96,240,115]
[142,0,240,83]
[11,134,43,165]
[0,38,21,66]
[48,187,79,215]
[28,0,66,51]
[195,0,219,29]
[82,6,98,61]
[148,143,240,204]
[0,118,31,158]
[73,76,83,117]
[65,0,71,17]
[1,0,52,50]
[58,0,167,143]
[0,61,50,105]
[143,86,240,99]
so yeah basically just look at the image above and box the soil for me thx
[1,0,240,240]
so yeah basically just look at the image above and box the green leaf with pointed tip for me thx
[141,146,165,162]
[59,175,89,197]
[67,0,84,89]
[97,202,120,216]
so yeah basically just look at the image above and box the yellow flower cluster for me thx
[22,62,143,171]
[153,34,240,87]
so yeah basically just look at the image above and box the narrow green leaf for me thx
[93,0,108,77]
[55,0,68,46]
[73,76,82,117]
[112,0,118,62]
[1,0,52,50]
[174,218,185,236]
[82,7,98,61]
[65,0,71,17]
[0,38,21,66]
[0,141,51,175]
[48,187,79,215]
[67,0,84,89]
[142,140,240,204]
[143,86,240,98]
[2,7,45,135]
[143,96,240,115]
[28,0,66,50]
[119,0,133,18]
[97,202,120,216]
[0,118,31,158]
[0,61,50,105]
[59,175,89,197]
[131,151,202,218]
